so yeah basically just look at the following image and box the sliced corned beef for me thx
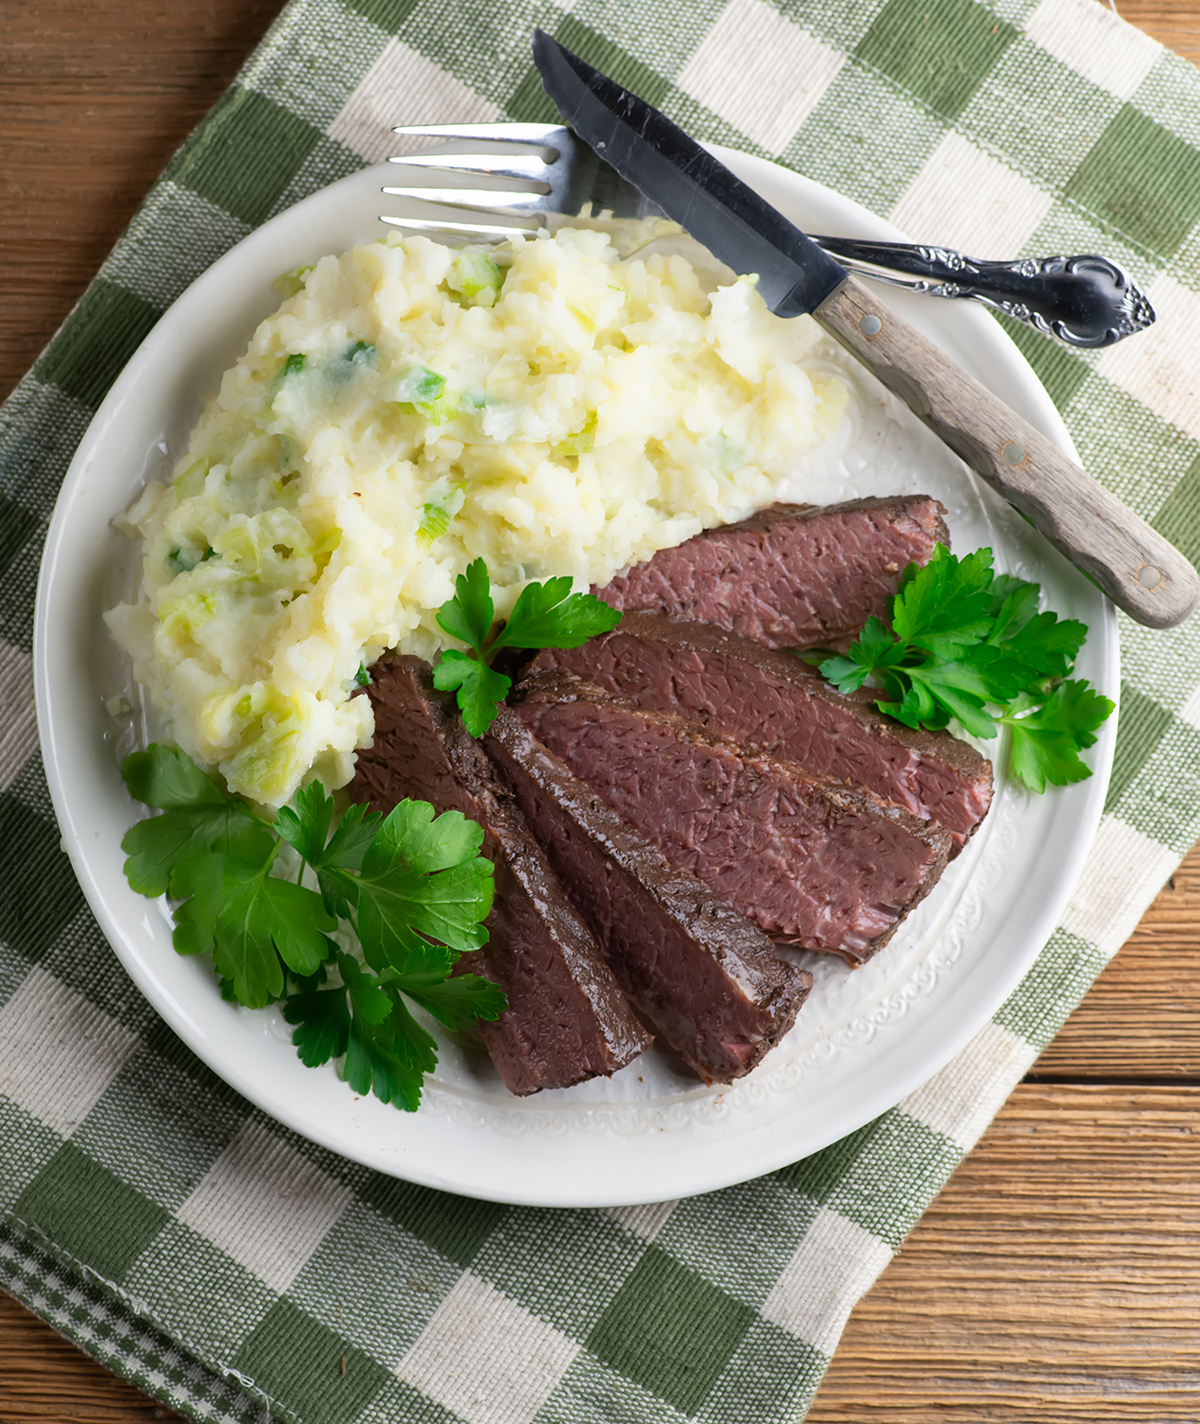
[485,705,811,1084]
[514,678,952,966]
[352,656,651,1095]
[594,495,948,650]
[527,612,993,851]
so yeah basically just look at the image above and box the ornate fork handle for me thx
[814,237,1154,349]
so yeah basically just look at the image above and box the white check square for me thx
[1026,0,1160,101]
[397,1271,579,1424]
[900,1021,1038,1150]
[678,0,844,156]
[178,1119,351,1293]
[1097,272,1200,441]
[329,40,499,163]
[1059,815,1179,954]
[761,1207,892,1355]
[890,131,1053,258]
[0,969,137,1135]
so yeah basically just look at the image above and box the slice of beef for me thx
[514,678,952,966]
[594,495,948,650]
[485,705,811,1084]
[527,612,993,852]
[352,656,651,1095]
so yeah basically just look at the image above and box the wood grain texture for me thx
[0,1291,181,1423]
[1036,840,1200,1080]
[1118,0,1200,59]
[815,274,1200,627]
[0,0,284,404]
[809,1084,1200,1421]
[2,1,1200,1421]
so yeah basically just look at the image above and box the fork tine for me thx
[388,152,550,183]
[381,186,548,210]
[379,215,541,238]
[391,122,569,146]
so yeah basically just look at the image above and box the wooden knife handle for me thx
[813,275,1200,629]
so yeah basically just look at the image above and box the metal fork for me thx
[383,122,1154,349]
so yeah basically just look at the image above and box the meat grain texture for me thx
[353,656,651,1095]
[594,495,948,650]
[529,612,993,851]
[486,706,811,1084]
[515,677,952,965]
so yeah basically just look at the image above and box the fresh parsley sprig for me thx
[432,557,621,735]
[816,544,1114,792]
[120,744,504,1110]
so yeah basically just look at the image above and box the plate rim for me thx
[33,140,1118,1206]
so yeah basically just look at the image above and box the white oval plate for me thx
[34,145,1117,1207]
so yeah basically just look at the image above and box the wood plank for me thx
[0,0,284,402]
[1035,839,1200,1079]
[0,1290,182,1422]
[808,1084,1200,1421]
[1116,1,1200,61]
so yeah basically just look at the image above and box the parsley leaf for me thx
[992,610,1087,683]
[121,746,501,1110]
[1002,681,1115,793]
[351,802,493,974]
[822,617,909,695]
[284,986,351,1066]
[119,744,274,895]
[432,558,622,736]
[886,657,997,739]
[284,954,390,1066]
[371,797,486,873]
[435,558,494,655]
[276,783,383,914]
[494,575,621,651]
[284,949,502,1112]
[338,951,395,1025]
[343,994,438,1112]
[431,649,511,738]
[815,544,1113,793]
[891,544,995,658]
[169,848,336,1008]
[395,970,508,1031]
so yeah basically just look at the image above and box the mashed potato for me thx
[106,225,846,806]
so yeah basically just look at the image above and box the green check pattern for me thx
[3,0,1200,1418]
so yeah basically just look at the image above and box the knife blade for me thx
[531,31,845,318]
[531,29,1200,631]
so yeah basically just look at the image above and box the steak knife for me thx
[532,30,1199,630]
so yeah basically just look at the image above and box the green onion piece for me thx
[397,393,455,424]
[273,264,314,299]
[554,410,598,459]
[390,363,446,403]
[166,546,213,576]
[446,254,505,305]
[418,503,453,546]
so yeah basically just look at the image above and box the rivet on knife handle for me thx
[817,276,1200,629]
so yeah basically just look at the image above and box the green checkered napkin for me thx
[4,0,1200,1418]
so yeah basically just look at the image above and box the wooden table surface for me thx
[2,3,1199,1420]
